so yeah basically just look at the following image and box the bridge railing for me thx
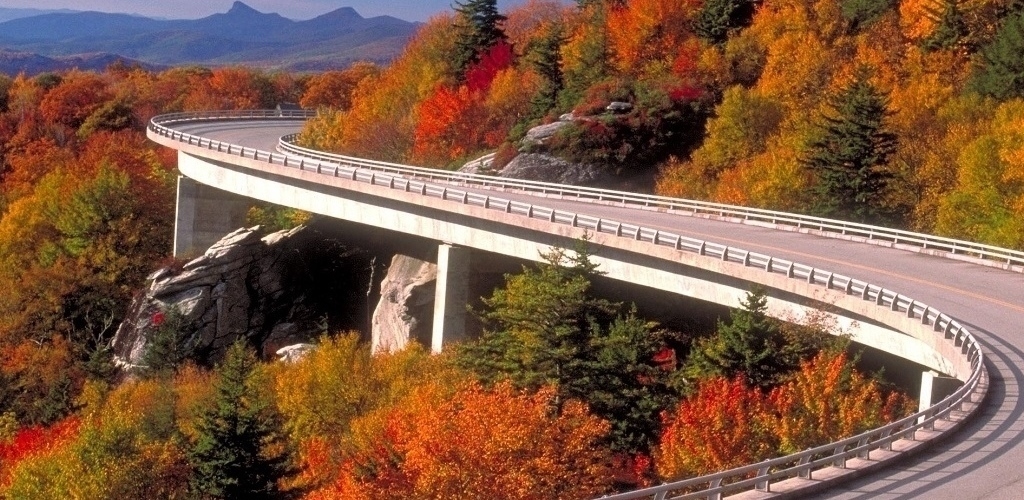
[149,112,989,499]
[274,135,1022,272]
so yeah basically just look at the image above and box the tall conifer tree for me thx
[188,340,294,499]
[802,67,897,224]
[452,0,508,76]
[969,13,1024,100]
[456,244,678,454]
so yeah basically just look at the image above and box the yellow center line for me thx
[667,225,1024,315]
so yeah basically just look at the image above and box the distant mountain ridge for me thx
[0,2,417,75]
[0,7,79,23]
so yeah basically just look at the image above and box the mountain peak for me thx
[227,2,260,16]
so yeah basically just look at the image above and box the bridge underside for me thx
[171,150,963,378]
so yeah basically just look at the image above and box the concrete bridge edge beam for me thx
[171,151,959,376]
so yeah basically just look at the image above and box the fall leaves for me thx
[657,351,914,479]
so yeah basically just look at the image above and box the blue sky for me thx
[0,1,544,22]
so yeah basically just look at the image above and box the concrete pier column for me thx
[918,370,937,424]
[174,175,251,257]
[431,244,471,353]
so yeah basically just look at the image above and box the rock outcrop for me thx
[371,253,436,352]
[498,152,611,185]
[112,225,373,368]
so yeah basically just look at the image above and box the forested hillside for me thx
[302,0,1024,248]
[0,0,1013,496]
[0,65,311,426]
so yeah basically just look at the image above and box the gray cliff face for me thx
[370,253,436,353]
[112,225,375,368]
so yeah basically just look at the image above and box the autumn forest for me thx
[1,0,1022,497]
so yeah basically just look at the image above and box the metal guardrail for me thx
[275,136,1022,272]
[149,111,988,499]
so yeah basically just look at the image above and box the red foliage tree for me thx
[0,416,81,487]
[465,41,515,92]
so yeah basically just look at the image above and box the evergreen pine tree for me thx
[840,0,896,33]
[526,23,565,119]
[141,307,194,378]
[693,0,754,46]
[969,13,1024,100]
[685,287,789,388]
[802,67,898,224]
[921,0,968,51]
[452,0,508,76]
[456,242,679,454]
[559,6,611,109]
[188,340,294,499]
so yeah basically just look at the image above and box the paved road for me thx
[172,120,1024,499]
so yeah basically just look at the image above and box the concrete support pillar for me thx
[174,175,251,258]
[431,244,471,353]
[919,370,937,424]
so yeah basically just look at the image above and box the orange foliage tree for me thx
[655,376,775,479]
[657,351,914,481]
[768,351,915,454]
[300,63,380,110]
[606,0,702,77]
[321,381,614,499]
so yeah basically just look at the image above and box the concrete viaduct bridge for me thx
[149,110,1023,499]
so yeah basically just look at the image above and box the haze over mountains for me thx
[0,1,418,75]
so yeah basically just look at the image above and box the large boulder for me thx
[112,225,372,369]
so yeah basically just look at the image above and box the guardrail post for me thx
[892,294,901,311]
[798,454,812,479]
[786,263,795,278]
[615,223,622,237]
[571,214,578,227]
[709,479,723,500]
[755,463,771,492]
[634,227,642,240]
[857,437,870,459]
[807,268,816,284]
[674,235,681,250]
[505,201,512,213]
[742,251,751,266]
[549,209,556,222]
[833,445,847,467]
[907,300,916,318]
[765,256,773,272]
[722,248,730,261]
[825,273,834,289]
[698,241,706,256]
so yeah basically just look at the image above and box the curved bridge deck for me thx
[150,113,1023,499]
